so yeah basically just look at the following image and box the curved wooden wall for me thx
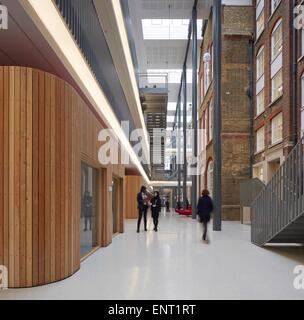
[0,66,107,288]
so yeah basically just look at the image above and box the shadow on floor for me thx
[263,245,304,264]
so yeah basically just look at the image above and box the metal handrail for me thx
[252,137,304,246]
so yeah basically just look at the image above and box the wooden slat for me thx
[64,83,69,278]
[60,79,65,279]
[0,67,4,268]
[3,67,9,279]
[8,67,15,287]
[68,85,72,275]
[26,68,33,287]
[55,77,61,282]
[44,73,51,284]
[19,67,27,287]
[14,67,21,288]
[38,71,45,286]
[32,69,39,287]
[50,75,56,283]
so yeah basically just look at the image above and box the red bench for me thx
[175,209,192,216]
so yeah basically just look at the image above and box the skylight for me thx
[142,19,203,40]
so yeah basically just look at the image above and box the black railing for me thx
[252,137,304,246]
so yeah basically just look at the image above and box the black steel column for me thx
[213,0,222,231]
[191,2,198,219]
[292,0,298,146]
[183,69,188,209]
[177,99,182,208]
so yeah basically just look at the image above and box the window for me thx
[257,89,265,115]
[257,9,264,38]
[271,113,283,145]
[271,0,281,14]
[200,74,204,105]
[256,46,264,115]
[209,101,213,141]
[256,127,265,152]
[271,19,282,61]
[203,54,211,95]
[272,69,283,101]
[210,44,214,80]
[257,47,264,80]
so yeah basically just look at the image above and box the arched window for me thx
[256,46,265,115]
[271,19,283,102]
[271,19,282,61]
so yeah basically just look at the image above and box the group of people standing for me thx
[137,186,162,233]
[136,186,214,243]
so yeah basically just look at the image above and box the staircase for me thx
[252,138,304,246]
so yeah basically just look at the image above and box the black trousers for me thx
[137,208,148,231]
[152,210,159,230]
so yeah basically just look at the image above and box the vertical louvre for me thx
[252,137,304,246]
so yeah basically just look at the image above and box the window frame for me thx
[271,112,283,145]
[256,126,265,153]
[271,19,282,62]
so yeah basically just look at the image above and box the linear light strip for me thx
[111,0,150,161]
[22,0,150,184]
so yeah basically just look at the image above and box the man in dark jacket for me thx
[137,186,148,233]
[150,191,162,232]
[197,189,214,242]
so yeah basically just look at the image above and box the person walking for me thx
[150,191,162,232]
[82,191,93,231]
[165,199,170,212]
[197,190,214,243]
[137,186,148,233]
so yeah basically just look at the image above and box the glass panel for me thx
[271,113,283,144]
[257,127,265,152]
[257,48,264,79]
[257,89,265,115]
[272,21,282,60]
[81,162,99,258]
[257,10,264,38]
[272,69,283,101]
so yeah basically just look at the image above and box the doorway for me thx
[81,162,99,258]
[112,177,119,235]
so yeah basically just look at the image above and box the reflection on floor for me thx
[1,210,304,300]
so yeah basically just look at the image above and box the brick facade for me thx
[198,4,254,221]
[253,0,295,184]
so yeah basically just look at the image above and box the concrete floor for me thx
[1,210,304,300]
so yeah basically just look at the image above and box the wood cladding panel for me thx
[0,67,125,288]
[125,176,145,219]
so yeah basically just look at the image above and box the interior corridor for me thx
[1,211,304,300]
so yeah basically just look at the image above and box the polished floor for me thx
[1,210,304,300]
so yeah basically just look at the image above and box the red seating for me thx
[175,209,192,216]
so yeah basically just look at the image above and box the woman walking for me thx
[137,186,148,233]
[197,190,214,243]
[150,191,162,232]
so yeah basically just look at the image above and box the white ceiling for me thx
[127,0,212,128]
